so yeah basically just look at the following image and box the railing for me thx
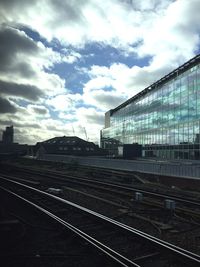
[37,154,200,179]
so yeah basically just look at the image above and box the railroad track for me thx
[4,165,200,212]
[0,162,145,184]
[1,166,200,227]
[1,165,200,252]
[0,182,130,267]
[0,175,200,267]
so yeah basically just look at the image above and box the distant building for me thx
[0,125,28,160]
[34,136,107,157]
[2,125,13,144]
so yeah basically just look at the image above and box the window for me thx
[73,147,81,151]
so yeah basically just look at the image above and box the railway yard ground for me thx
[1,157,200,266]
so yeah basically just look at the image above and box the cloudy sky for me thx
[0,0,200,145]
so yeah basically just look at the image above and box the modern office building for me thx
[101,54,200,160]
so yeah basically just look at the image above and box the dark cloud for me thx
[46,125,58,131]
[0,0,32,10]
[0,61,36,78]
[0,26,38,55]
[0,120,13,126]
[0,80,44,101]
[85,113,104,125]
[14,122,41,129]
[0,0,87,28]
[0,26,38,60]
[49,0,85,23]
[0,119,41,129]
[31,106,48,115]
[14,62,36,78]
[0,26,38,77]
[0,1,35,22]
[0,97,17,113]
[95,93,126,109]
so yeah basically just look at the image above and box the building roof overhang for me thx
[110,54,200,115]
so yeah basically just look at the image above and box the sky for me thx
[0,0,200,145]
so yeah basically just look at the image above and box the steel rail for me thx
[27,167,200,206]
[71,177,200,207]
[0,185,139,267]
[4,167,200,208]
[1,175,200,265]
[46,171,200,207]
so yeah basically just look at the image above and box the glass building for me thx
[101,55,200,160]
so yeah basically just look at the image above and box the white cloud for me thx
[76,107,104,125]
[0,1,173,49]
[0,0,199,62]
[82,60,175,113]
[73,107,105,142]
[58,112,77,121]
[83,89,126,111]
[137,0,200,66]
[1,0,200,145]
[46,93,82,111]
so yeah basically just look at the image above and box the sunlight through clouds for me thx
[0,0,199,144]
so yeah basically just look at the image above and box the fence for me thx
[38,154,200,179]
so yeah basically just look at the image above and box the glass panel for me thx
[101,62,200,159]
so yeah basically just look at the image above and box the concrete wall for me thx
[37,154,200,180]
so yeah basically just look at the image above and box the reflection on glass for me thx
[102,62,200,159]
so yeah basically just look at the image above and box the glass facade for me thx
[101,56,200,160]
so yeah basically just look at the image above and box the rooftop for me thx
[41,136,93,145]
